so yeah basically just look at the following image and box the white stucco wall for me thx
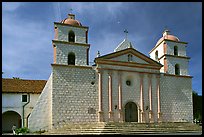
[149,41,165,61]
[98,63,160,123]
[2,93,40,127]
[111,53,149,64]
[28,74,52,132]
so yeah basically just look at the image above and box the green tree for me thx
[192,91,202,122]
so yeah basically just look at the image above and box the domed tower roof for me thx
[61,13,82,26]
[156,29,180,45]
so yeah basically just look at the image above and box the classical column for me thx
[108,72,114,121]
[98,70,103,122]
[156,75,162,122]
[139,73,145,123]
[148,74,154,123]
[118,71,123,122]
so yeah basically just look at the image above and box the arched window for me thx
[174,46,178,56]
[68,30,75,42]
[155,50,158,61]
[68,52,75,65]
[128,54,133,62]
[175,64,180,75]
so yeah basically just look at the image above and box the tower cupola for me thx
[60,13,82,26]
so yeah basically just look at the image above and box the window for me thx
[68,52,75,65]
[68,30,75,42]
[174,46,178,56]
[22,95,27,102]
[126,80,131,86]
[128,54,133,62]
[155,50,158,61]
[175,64,180,75]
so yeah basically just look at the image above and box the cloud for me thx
[2,7,53,80]
[2,2,202,95]
[2,2,23,11]
[52,2,62,22]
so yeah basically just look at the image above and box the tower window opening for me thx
[155,50,158,61]
[128,54,133,62]
[174,46,178,56]
[175,64,180,75]
[68,30,75,42]
[68,52,75,65]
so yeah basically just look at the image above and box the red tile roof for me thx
[2,78,47,93]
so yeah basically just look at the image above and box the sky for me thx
[2,2,202,95]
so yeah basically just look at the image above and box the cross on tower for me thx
[70,8,73,14]
[164,26,169,31]
[124,29,128,39]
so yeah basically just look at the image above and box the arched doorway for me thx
[2,111,21,133]
[125,102,138,122]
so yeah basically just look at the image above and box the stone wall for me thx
[166,41,187,57]
[55,43,89,66]
[52,65,98,129]
[160,74,193,122]
[28,74,52,132]
[55,24,88,44]
[166,56,189,75]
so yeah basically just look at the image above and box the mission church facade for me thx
[28,13,193,131]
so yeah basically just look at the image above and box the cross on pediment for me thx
[124,29,128,39]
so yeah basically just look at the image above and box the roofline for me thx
[149,39,188,54]
[164,73,193,78]
[96,47,163,67]
[2,78,47,81]
[52,40,90,47]
[54,22,89,29]
[95,59,162,70]
[159,54,191,60]
[2,91,42,94]
[51,63,93,69]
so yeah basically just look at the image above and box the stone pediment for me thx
[95,48,162,69]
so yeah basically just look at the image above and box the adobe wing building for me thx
[28,14,193,131]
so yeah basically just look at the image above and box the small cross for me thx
[70,8,73,14]
[164,26,169,31]
[124,29,128,39]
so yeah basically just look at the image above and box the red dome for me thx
[156,34,180,46]
[61,14,82,26]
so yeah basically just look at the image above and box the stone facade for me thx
[53,42,89,66]
[28,14,193,132]
[160,74,193,122]
[28,75,52,131]
[51,65,98,129]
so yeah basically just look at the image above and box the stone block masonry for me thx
[160,74,193,122]
[52,65,98,129]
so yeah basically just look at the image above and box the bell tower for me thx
[52,13,90,66]
[149,29,190,76]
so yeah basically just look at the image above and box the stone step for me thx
[43,122,202,135]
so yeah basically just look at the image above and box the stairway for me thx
[43,122,202,135]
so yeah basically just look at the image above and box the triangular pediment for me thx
[95,48,162,69]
